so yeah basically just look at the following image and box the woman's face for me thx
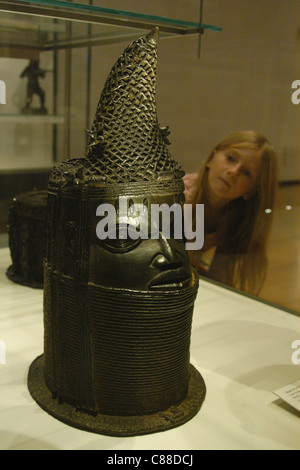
[207,146,261,206]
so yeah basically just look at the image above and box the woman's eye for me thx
[243,169,251,177]
[226,154,235,162]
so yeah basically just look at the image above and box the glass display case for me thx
[1,2,299,451]
[1,1,299,315]
[0,0,221,192]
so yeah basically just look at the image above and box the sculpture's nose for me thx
[152,232,182,270]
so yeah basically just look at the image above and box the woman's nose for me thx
[227,162,242,177]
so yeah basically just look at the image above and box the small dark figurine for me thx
[20,59,47,114]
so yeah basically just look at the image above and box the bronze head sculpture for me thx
[28,28,206,436]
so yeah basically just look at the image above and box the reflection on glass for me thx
[183,130,278,297]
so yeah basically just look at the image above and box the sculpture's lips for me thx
[149,267,191,291]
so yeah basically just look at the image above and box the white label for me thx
[274,379,300,412]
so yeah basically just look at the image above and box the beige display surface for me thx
[0,246,299,450]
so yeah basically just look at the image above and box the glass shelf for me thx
[0,113,64,123]
[0,0,222,52]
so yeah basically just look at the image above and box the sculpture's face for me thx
[89,193,193,291]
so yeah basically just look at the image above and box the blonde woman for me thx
[184,130,278,295]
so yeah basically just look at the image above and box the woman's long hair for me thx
[190,131,278,295]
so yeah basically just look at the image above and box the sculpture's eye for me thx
[101,224,143,253]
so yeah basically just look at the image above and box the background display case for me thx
[0,0,220,170]
[0,0,221,244]
[0,0,221,210]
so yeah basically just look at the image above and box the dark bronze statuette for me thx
[27,27,206,436]
[20,60,48,115]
